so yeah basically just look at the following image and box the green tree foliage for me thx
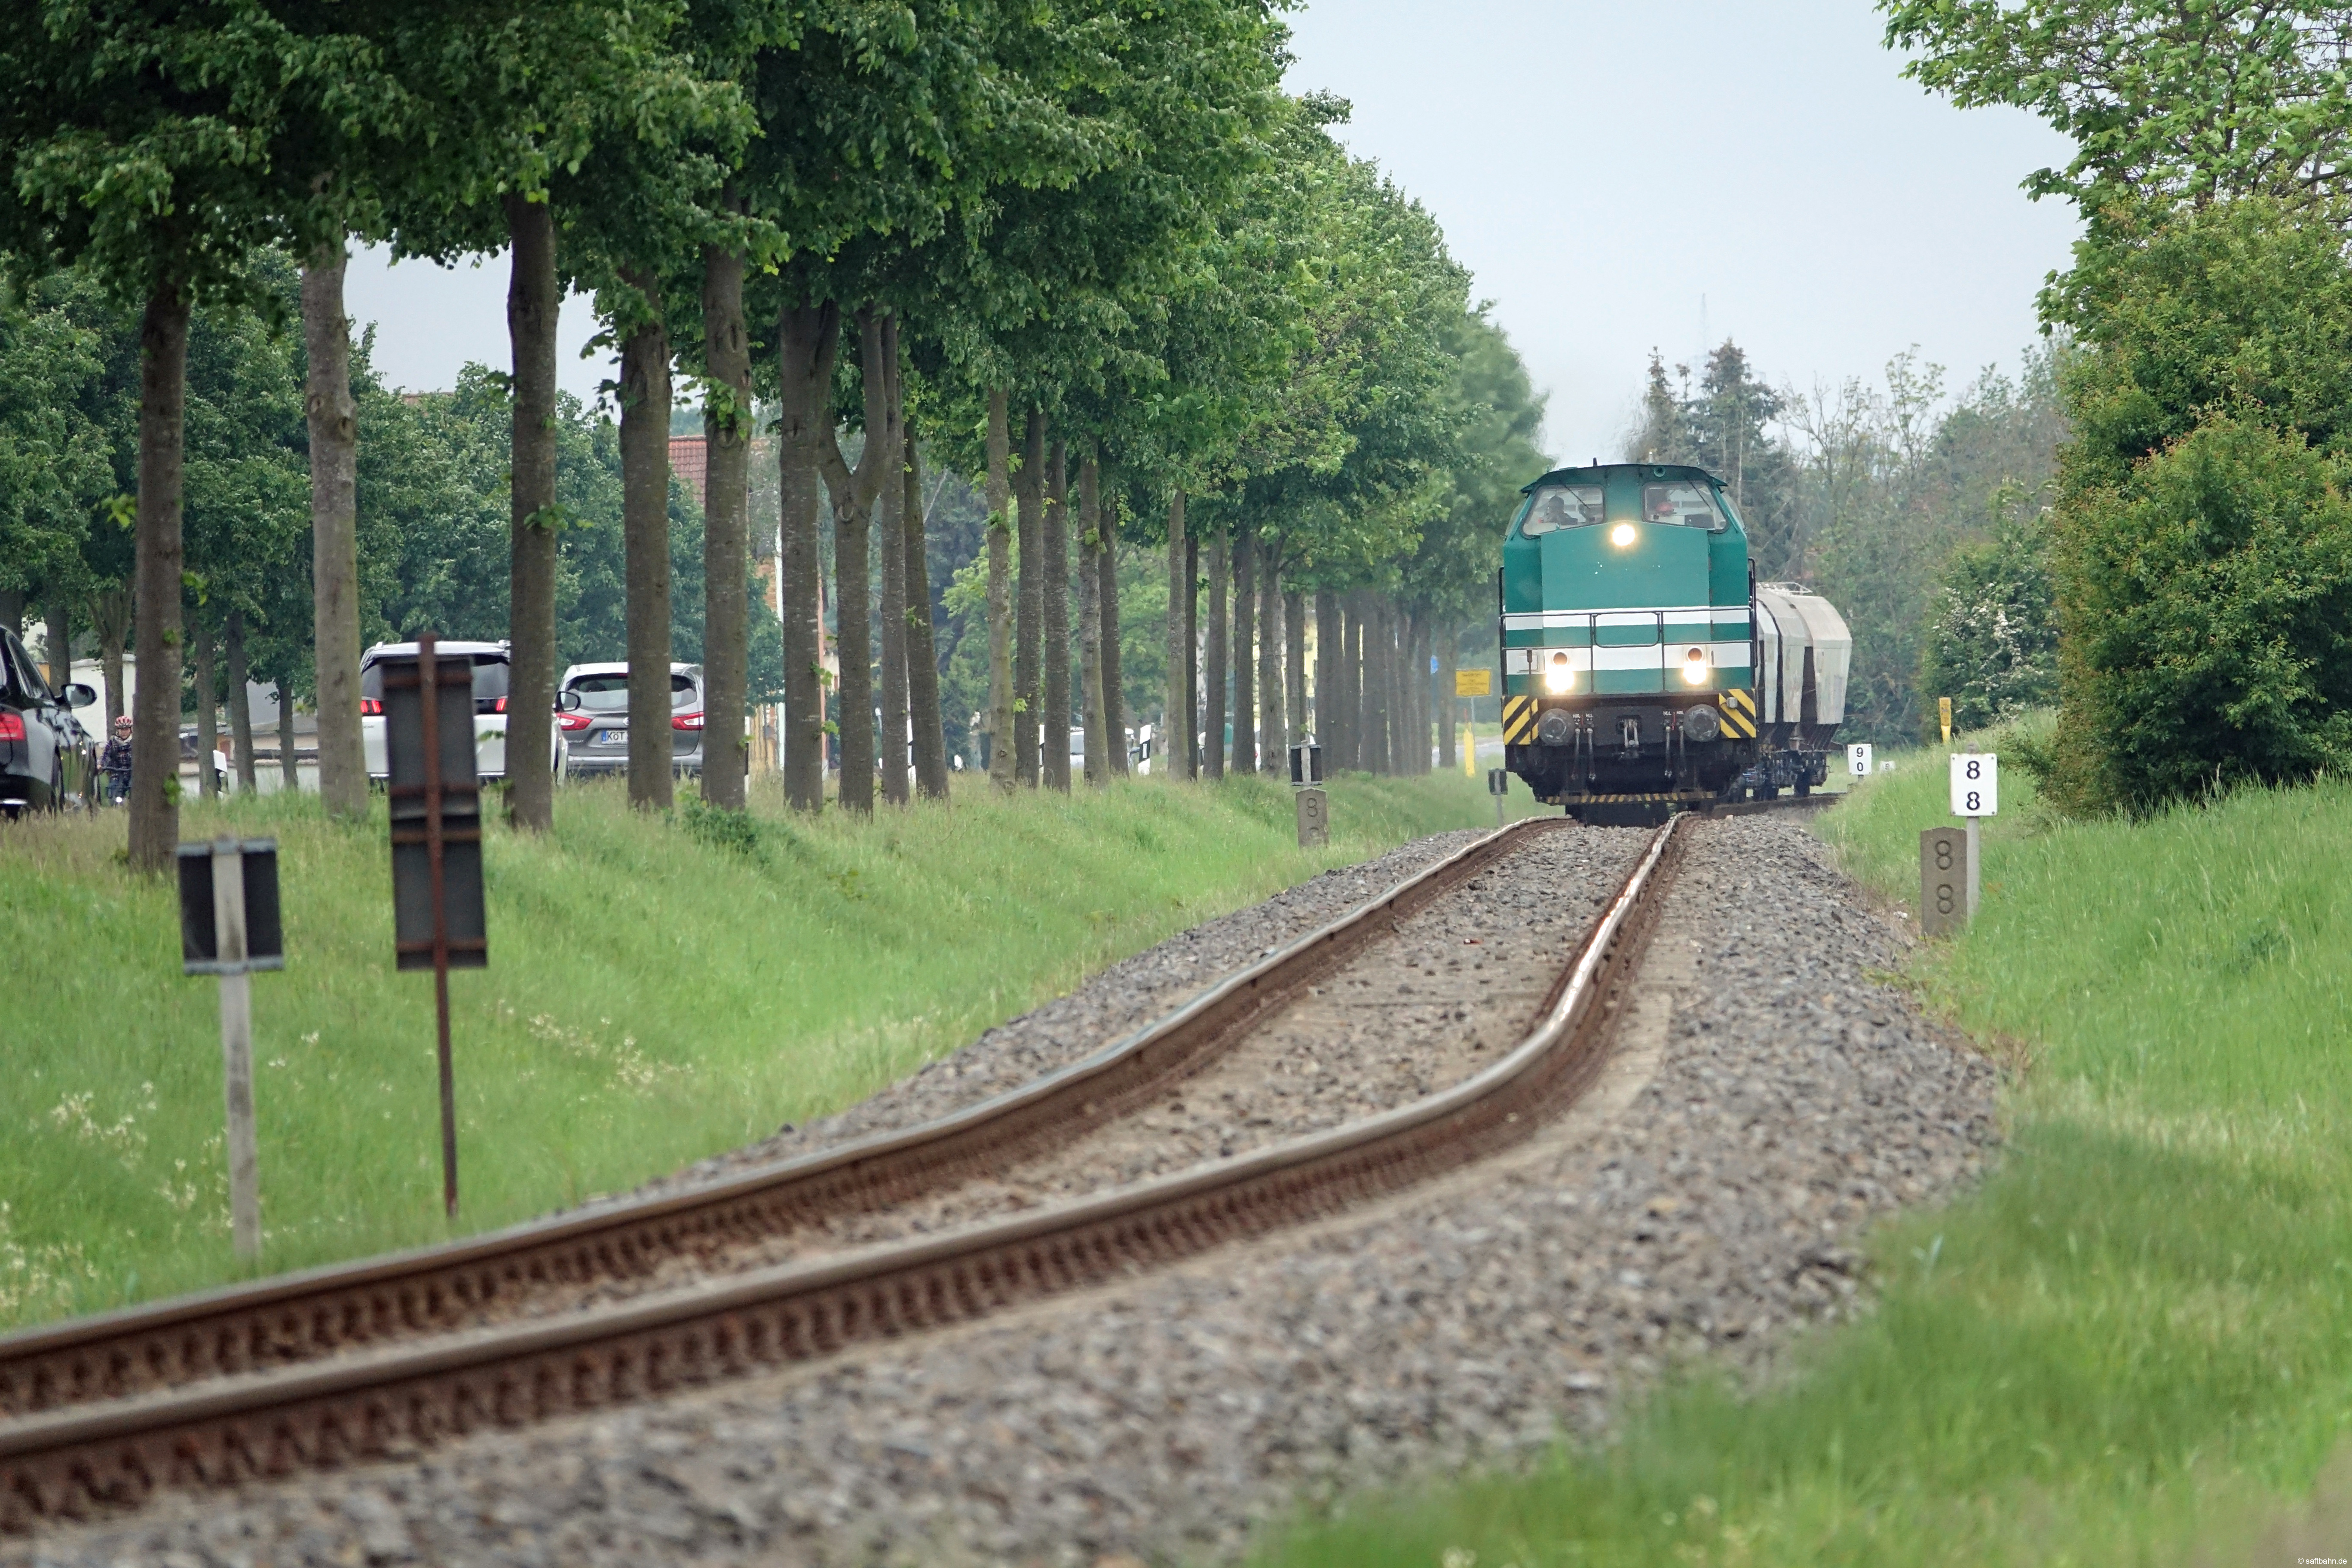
[1918,491,2059,732]
[2048,196,2352,484]
[2048,415,2352,810]
[0,270,116,611]
[1881,0,2352,218]
[1626,343,1802,576]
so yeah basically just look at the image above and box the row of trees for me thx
[0,3,1546,870]
[1886,0,2352,811]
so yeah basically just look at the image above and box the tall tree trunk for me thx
[833,484,872,814]
[279,678,298,791]
[129,286,189,871]
[1259,556,1284,774]
[42,598,68,688]
[1373,611,1392,780]
[1354,597,1383,775]
[1013,407,1044,787]
[1203,524,1227,779]
[505,194,560,832]
[827,309,898,816]
[1101,486,1126,776]
[1077,452,1106,785]
[1184,528,1199,779]
[1344,594,1365,772]
[619,265,674,812]
[776,302,839,813]
[301,243,366,821]
[1285,587,1306,752]
[92,586,128,728]
[1406,614,1425,774]
[1395,610,1413,775]
[1332,594,1353,772]
[1438,626,1458,772]
[983,390,1014,792]
[1231,533,1255,774]
[1314,590,1338,756]
[226,608,255,794]
[875,325,910,808]
[902,423,949,800]
[700,242,752,811]
[193,613,218,800]
[1041,437,1070,792]
[1164,489,1187,778]
[0,590,20,640]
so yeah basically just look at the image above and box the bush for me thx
[2049,196,2352,492]
[2048,414,2352,812]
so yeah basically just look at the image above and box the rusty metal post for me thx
[417,633,458,1218]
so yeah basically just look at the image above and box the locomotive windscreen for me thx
[1519,484,1604,535]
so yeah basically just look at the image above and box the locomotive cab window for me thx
[1641,481,1725,530]
[1519,484,1604,536]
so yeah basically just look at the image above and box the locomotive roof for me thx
[1519,461,1727,494]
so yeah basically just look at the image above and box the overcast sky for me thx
[344,0,2082,462]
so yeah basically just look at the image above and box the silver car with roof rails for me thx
[557,662,704,778]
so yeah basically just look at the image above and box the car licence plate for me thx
[598,729,628,745]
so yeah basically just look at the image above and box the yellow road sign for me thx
[1454,668,1492,697]
[1939,695,1953,744]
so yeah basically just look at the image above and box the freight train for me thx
[1495,462,1851,823]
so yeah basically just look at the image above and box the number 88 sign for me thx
[1949,753,1997,817]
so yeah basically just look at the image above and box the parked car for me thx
[557,662,704,779]
[359,640,568,784]
[0,627,96,816]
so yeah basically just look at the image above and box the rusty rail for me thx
[0,815,1684,1534]
[1,817,1573,1424]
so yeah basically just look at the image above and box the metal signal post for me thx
[384,631,488,1219]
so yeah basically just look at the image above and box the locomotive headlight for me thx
[1544,651,1574,694]
[1609,522,1637,548]
[1680,648,1709,685]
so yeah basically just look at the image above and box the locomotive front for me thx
[1497,462,1844,817]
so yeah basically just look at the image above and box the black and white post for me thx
[177,837,285,1262]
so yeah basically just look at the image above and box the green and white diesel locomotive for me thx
[1496,462,1851,818]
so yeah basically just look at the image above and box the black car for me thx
[0,628,95,817]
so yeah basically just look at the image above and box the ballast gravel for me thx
[11,814,2001,1568]
[642,828,1498,1196]
[664,823,1645,1266]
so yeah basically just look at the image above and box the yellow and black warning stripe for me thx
[1558,790,1718,804]
[1501,694,1538,745]
[1720,687,1757,739]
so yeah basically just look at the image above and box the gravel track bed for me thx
[639,829,1495,1198]
[11,815,2002,1568]
[648,824,1644,1270]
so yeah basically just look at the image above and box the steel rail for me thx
[0,815,1683,1535]
[0,816,1576,1423]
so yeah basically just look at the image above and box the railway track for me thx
[0,805,1718,1535]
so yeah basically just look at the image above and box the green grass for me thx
[1252,729,2352,1567]
[0,768,1536,1331]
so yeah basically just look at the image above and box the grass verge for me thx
[1253,727,2352,1567]
[0,768,1534,1331]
